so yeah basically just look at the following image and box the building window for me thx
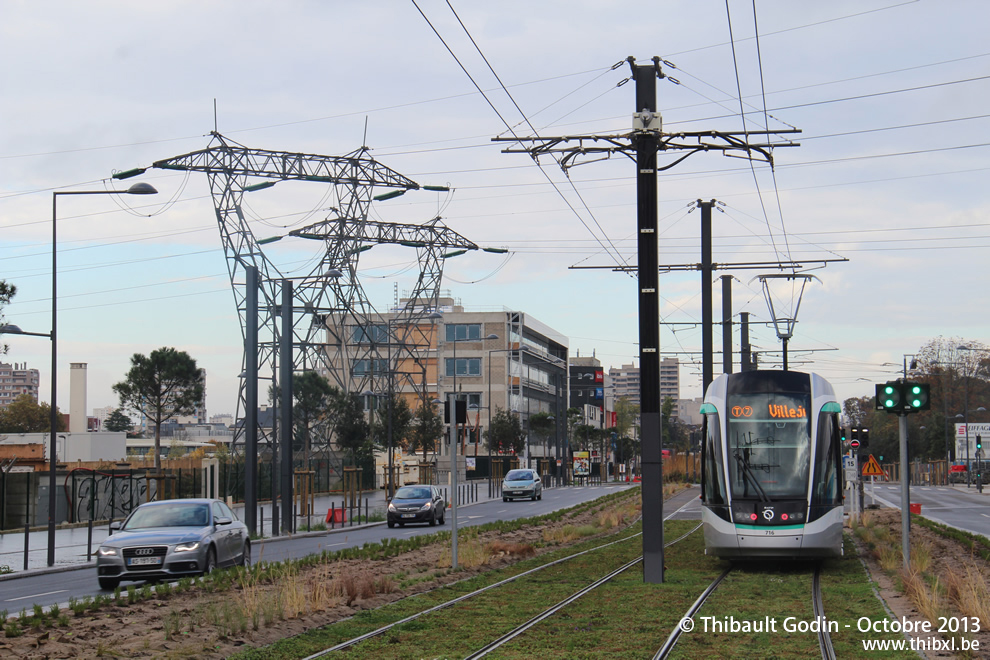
[352,359,388,376]
[445,358,481,377]
[352,324,389,344]
[445,324,482,342]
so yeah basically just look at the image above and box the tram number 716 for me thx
[765,530,775,536]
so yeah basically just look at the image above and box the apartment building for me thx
[0,362,40,409]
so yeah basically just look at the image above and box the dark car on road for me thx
[387,485,446,528]
[96,498,250,590]
[502,468,543,501]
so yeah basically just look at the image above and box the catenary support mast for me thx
[494,56,801,583]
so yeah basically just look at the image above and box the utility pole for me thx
[740,312,752,372]
[494,56,800,583]
[631,59,664,583]
[722,275,733,374]
[700,200,715,394]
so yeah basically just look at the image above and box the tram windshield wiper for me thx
[733,452,770,503]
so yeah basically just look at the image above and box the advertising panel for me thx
[573,451,590,476]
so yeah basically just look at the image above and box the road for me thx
[864,482,990,537]
[0,483,645,613]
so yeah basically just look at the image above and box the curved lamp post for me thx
[40,182,157,566]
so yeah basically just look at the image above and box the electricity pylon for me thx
[125,132,477,449]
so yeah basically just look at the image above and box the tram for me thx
[699,370,844,559]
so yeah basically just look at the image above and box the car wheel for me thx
[98,577,119,591]
[532,494,538,501]
[238,541,251,567]
[387,520,395,528]
[429,511,437,526]
[439,510,445,525]
[538,492,542,500]
[203,547,217,576]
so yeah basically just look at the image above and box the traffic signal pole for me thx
[898,413,910,569]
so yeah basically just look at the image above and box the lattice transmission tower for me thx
[120,132,480,453]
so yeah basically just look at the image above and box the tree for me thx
[614,396,640,442]
[0,281,16,355]
[371,392,413,453]
[0,393,66,433]
[528,411,555,464]
[112,347,204,472]
[329,389,372,469]
[408,401,444,461]
[292,371,333,463]
[573,423,597,451]
[103,409,133,433]
[485,406,524,455]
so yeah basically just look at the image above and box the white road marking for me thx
[6,590,67,602]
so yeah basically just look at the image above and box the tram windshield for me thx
[726,391,811,500]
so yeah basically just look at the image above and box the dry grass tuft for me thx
[486,540,535,558]
[900,568,944,624]
[876,543,901,573]
[436,535,492,570]
[945,566,990,628]
[375,575,397,595]
[910,540,933,574]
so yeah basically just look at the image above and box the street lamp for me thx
[40,182,158,566]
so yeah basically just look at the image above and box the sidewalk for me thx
[0,481,501,576]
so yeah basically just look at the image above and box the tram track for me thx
[303,494,701,660]
[653,561,836,660]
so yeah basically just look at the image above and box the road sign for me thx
[862,454,884,477]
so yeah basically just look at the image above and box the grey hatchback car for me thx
[96,498,250,590]
[386,485,446,528]
[502,468,543,501]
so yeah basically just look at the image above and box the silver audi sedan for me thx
[96,498,250,590]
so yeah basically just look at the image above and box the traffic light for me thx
[876,382,902,411]
[905,382,930,410]
[860,428,870,449]
[978,435,983,457]
[840,428,847,443]
[850,427,861,450]
[875,381,930,413]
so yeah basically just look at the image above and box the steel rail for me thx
[465,523,703,660]
[302,527,646,659]
[813,565,837,660]
[653,567,733,660]
[303,502,701,659]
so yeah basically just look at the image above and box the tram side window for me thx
[702,413,727,505]
[811,412,841,508]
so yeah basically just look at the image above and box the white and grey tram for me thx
[700,370,844,559]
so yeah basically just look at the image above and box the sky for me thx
[1,0,988,421]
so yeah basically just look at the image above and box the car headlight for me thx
[175,541,201,553]
[97,546,118,557]
[421,501,432,511]
[388,503,396,512]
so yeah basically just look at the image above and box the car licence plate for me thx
[127,556,162,566]
[401,513,416,518]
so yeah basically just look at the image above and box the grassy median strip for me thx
[231,520,653,660]
[234,503,920,659]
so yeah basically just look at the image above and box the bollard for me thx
[87,519,94,562]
